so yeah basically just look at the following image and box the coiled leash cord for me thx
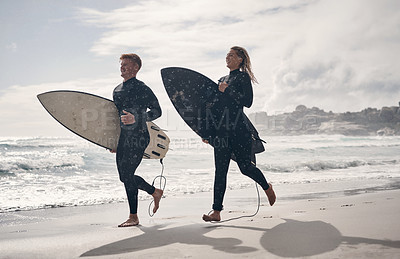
[148,159,166,217]
[147,160,261,222]
[207,181,261,223]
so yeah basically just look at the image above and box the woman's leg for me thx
[212,136,231,211]
[233,133,276,206]
[203,136,231,222]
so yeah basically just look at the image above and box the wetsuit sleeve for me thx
[224,73,253,108]
[145,88,162,121]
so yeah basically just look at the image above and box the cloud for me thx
[6,42,17,52]
[266,0,400,112]
[76,0,400,114]
[1,0,399,137]
[76,0,280,62]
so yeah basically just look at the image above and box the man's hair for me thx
[120,53,142,70]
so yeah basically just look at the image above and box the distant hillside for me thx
[249,102,400,136]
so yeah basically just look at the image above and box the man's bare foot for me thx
[265,183,276,206]
[202,210,221,222]
[152,188,163,214]
[118,214,139,227]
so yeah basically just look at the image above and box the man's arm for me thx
[146,88,162,121]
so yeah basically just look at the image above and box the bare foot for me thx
[202,210,221,222]
[152,188,163,214]
[118,214,139,227]
[265,183,276,206]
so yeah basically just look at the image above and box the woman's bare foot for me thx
[118,214,139,227]
[152,188,163,214]
[265,183,276,206]
[202,210,221,222]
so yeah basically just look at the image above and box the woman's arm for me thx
[223,73,253,108]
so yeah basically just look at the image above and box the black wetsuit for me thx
[113,77,161,214]
[207,69,269,211]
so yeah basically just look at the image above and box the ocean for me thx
[1,134,399,214]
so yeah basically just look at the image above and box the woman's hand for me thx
[218,82,228,92]
[121,110,136,125]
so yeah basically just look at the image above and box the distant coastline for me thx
[249,102,400,136]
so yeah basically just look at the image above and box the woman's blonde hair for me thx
[231,46,258,84]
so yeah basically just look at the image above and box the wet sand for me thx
[1,183,399,258]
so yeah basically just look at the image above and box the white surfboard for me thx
[37,90,169,159]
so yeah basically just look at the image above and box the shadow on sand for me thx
[81,219,400,257]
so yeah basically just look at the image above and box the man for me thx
[112,53,163,227]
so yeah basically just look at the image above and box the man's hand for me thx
[202,139,209,144]
[218,82,228,92]
[121,110,136,125]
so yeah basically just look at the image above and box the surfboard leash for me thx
[207,181,261,224]
[148,158,167,217]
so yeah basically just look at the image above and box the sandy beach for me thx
[1,181,400,259]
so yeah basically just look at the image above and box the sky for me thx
[1,0,399,137]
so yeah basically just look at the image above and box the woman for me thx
[113,53,163,227]
[202,46,276,222]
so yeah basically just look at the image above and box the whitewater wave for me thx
[1,134,400,213]
[259,159,399,173]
